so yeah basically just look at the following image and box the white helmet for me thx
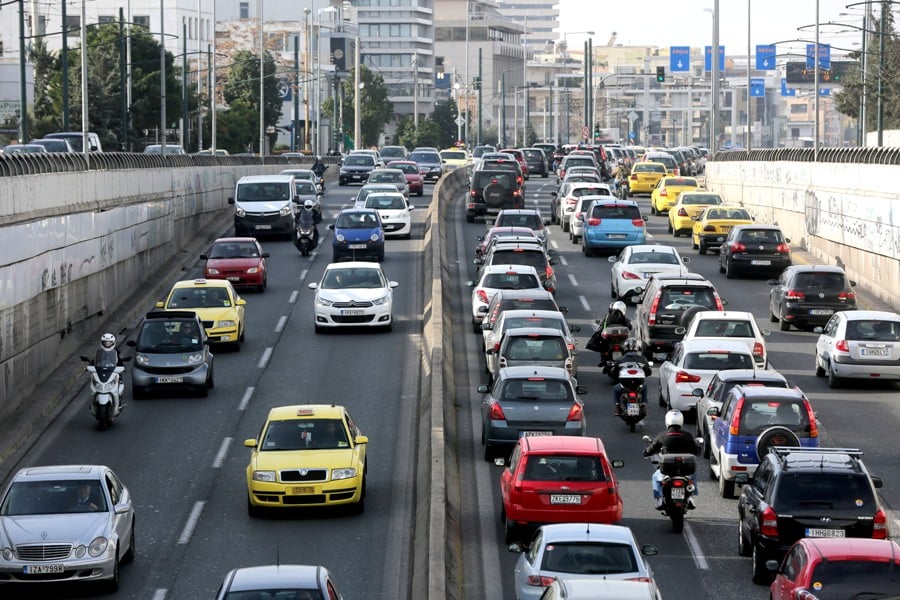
[665,409,684,429]
[610,300,626,315]
[304,199,315,210]
[100,333,116,349]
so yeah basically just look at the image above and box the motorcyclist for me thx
[94,332,124,385]
[594,300,631,368]
[643,410,701,509]
[311,155,327,179]
[609,338,652,416]
[612,160,629,195]
[297,199,320,246]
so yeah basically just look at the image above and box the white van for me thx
[44,132,103,153]
[228,174,297,237]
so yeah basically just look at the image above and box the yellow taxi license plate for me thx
[292,486,315,494]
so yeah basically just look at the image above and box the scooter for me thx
[594,323,631,367]
[612,360,650,432]
[294,224,318,257]
[642,436,703,534]
[80,351,130,431]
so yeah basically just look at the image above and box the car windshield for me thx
[209,242,260,259]
[336,212,379,229]
[441,151,466,160]
[629,251,679,265]
[1,480,108,515]
[665,178,697,187]
[694,319,755,337]
[367,195,406,210]
[572,187,609,197]
[237,182,291,202]
[659,287,717,310]
[845,320,900,342]
[737,399,811,435]
[295,182,317,195]
[500,299,557,312]
[344,155,374,166]
[805,560,900,599]
[167,287,232,309]
[738,229,784,244]
[261,419,349,451]
[495,214,541,229]
[500,378,573,402]
[489,250,546,272]
[522,455,605,483]
[224,590,324,600]
[793,272,846,290]
[504,317,565,334]
[775,473,876,511]
[503,336,568,361]
[137,321,204,352]
[522,150,543,159]
[564,158,595,168]
[634,163,666,173]
[589,203,642,220]
[381,147,407,158]
[539,541,639,575]
[369,172,403,183]
[475,173,514,189]
[409,152,439,163]
[322,268,384,289]
[683,352,755,370]
[482,273,540,290]
[392,163,418,174]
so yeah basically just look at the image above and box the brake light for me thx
[648,294,661,325]
[675,371,701,384]
[673,479,684,487]
[775,243,790,253]
[566,403,584,421]
[874,509,888,539]
[838,291,856,301]
[471,189,477,197]
[752,342,764,359]
[730,242,746,253]
[835,339,850,352]
[785,289,805,299]
[477,289,489,304]
[729,398,743,435]
[587,218,601,226]
[804,400,818,438]
[493,341,501,352]
[714,292,724,311]
[630,174,638,181]
[622,270,641,280]
[660,190,668,197]
[760,506,779,538]
[488,402,506,420]
[545,266,554,281]
[632,218,644,227]
[677,207,689,216]
[565,197,577,206]
[560,169,566,178]
[627,391,638,399]
[525,575,556,587]
[703,225,716,232]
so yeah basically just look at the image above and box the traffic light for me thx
[656,66,665,83]
[594,124,600,139]
[473,76,481,91]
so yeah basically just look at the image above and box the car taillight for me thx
[632,218,644,227]
[470,189,477,197]
[560,169,566,178]
[574,211,583,219]
[566,403,584,421]
[835,339,850,352]
[730,242,746,253]
[804,400,818,438]
[775,243,790,253]
[525,575,556,587]
[622,270,641,280]
[714,292,725,311]
[839,291,856,301]
[660,190,668,197]
[729,399,744,435]
[673,479,684,487]
[785,289,805,299]
[565,197,577,206]
[493,341,501,352]
[630,173,638,180]
[760,506,779,538]
[648,294,661,325]
[545,266,554,280]
[587,218,601,226]
[675,371,701,384]
[752,342,764,359]
[517,176,523,186]
[488,402,506,420]
[703,225,716,232]
[874,509,889,539]
[477,290,489,304]
[625,577,652,583]
[677,207,689,216]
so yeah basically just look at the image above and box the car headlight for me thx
[1,547,12,561]
[186,352,205,364]
[336,234,346,242]
[235,206,246,217]
[371,294,390,306]
[207,268,220,275]
[370,233,381,242]
[215,320,237,328]
[332,467,357,480]
[252,470,276,482]
[246,267,259,274]
[74,545,87,558]
[316,295,334,307]
[279,205,292,217]
[88,537,108,557]
[136,353,150,366]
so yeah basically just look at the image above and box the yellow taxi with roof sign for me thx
[245,404,368,515]
[650,176,700,215]
[156,278,246,349]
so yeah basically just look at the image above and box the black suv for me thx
[738,447,887,584]
[466,170,524,223]
[718,224,792,279]
[768,265,857,331]
[633,273,724,360]
[521,148,549,178]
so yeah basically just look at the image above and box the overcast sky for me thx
[558,0,870,57]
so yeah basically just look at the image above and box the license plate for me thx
[227,276,241,282]
[810,309,834,316]
[652,352,668,361]
[291,486,315,494]
[626,403,640,416]
[341,309,364,316]
[352,175,361,179]
[24,564,64,574]
[348,244,368,250]
[521,431,553,437]
[720,226,731,232]
[716,236,725,242]
[751,259,771,266]
[157,376,183,383]
[608,234,627,239]
[806,528,845,538]
[861,347,890,357]
[550,494,581,505]
[670,487,685,500]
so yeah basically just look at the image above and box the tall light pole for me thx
[258,0,266,157]
[160,0,167,153]
[354,35,361,150]
[211,0,217,153]
[746,0,751,152]
[80,0,88,157]
[464,0,470,149]
[814,0,820,159]
[711,0,720,154]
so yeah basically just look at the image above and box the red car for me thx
[500,148,530,180]
[201,237,269,292]
[498,435,624,544]
[770,538,900,599]
[387,160,425,197]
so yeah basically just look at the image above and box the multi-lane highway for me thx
[4,170,899,600]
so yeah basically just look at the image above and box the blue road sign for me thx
[670,46,691,72]
[819,88,831,96]
[806,44,831,69]
[704,46,725,72]
[780,78,796,97]
[750,78,765,97]
[756,45,776,70]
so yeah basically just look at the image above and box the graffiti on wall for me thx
[804,187,900,258]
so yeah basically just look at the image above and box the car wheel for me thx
[383,320,393,333]
[650,203,657,216]
[610,283,617,299]
[815,355,826,377]
[718,461,735,499]
[466,212,475,223]
[123,522,135,563]
[698,239,707,254]
[352,478,366,514]
[106,550,120,593]
[702,431,710,459]
[207,366,214,390]
[667,220,673,234]
[483,440,494,462]
[827,361,842,388]
[472,319,483,334]
[738,522,752,557]
[779,316,791,331]
[504,519,518,545]
[752,544,772,585]
[718,255,726,273]
[197,382,209,398]
[562,219,569,233]
[725,260,736,279]
[658,384,667,408]
[418,190,423,197]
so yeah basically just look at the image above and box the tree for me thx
[321,66,393,148]
[221,50,282,153]
[398,117,440,149]
[430,100,458,147]
[215,104,260,154]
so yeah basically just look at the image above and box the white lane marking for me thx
[177,501,206,545]
[239,387,254,411]
[567,273,579,287]
[558,255,568,266]
[275,315,287,333]
[258,348,273,369]
[300,269,309,281]
[212,437,233,468]
[151,590,167,600]
[579,295,591,312]
[550,239,559,250]
[683,523,709,570]
[288,290,299,304]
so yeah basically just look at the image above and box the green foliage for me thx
[431,100,459,147]
[321,66,393,148]
[398,117,441,149]
[215,104,261,154]
[480,126,499,146]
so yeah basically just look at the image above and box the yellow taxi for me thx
[439,148,471,172]
[627,161,667,195]
[650,176,700,215]
[156,278,246,348]
[244,404,368,515]
[667,191,725,237]
[690,205,754,254]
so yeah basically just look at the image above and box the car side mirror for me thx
[813,326,823,333]
[692,388,704,397]
[550,192,557,197]
[643,215,650,221]
[569,324,581,333]
[767,278,778,285]
[871,476,884,489]
[261,252,270,258]
[610,459,624,468]
[243,438,258,448]
[674,326,686,335]
[707,407,720,417]
[607,255,617,263]
[641,544,659,557]
[507,541,526,553]
[126,340,136,347]
[228,197,235,205]
[473,257,484,265]
[200,254,209,260]
[477,384,490,393]
[575,385,588,395]
[690,215,699,220]
[548,257,558,265]
[544,219,551,226]
[761,328,771,336]
[558,305,569,313]
[785,237,791,243]
[328,224,335,230]
[682,256,691,264]
[849,280,857,287]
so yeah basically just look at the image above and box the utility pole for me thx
[259,0,266,157]
[293,35,300,152]
[500,71,506,148]
[119,8,127,150]
[160,0,166,154]
[477,47,483,145]
[211,0,217,153]
[182,22,187,148]
[80,0,87,157]
[304,7,311,152]
[62,0,69,130]
[413,49,419,131]
[18,0,27,142]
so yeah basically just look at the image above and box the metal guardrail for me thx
[0,153,342,177]
[713,146,900,164]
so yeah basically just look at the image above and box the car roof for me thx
[266,404,346,421]
[213,237,259,244]
[588,198,639,207]
[171,278,233,290]
[503,327,566,338]
[649,272,710,283]
[482,263,540,274]
[627,244,677,254]
[370,168,404,175]
[690,310,754,320]
[712,369,788,383]
[679,339,755,353]
[836,309,900,321]
[324,261,382,271]
[14,465,107,481]
[800,538,900,561]
[521,435,608,455]
[497,208,541,216]
[555,579,654,600]
[500,309,564,321]
[495,289,555,300]
[537,523,637,544]
[489,242,546,252]
[733,223,783,231]
[224,564,325,592]
[338,207,378,215]
[145,310,203,321]
[732,386,805,400]
[238,174,294,183]
[498,365,571,379]
[783,264,845,274]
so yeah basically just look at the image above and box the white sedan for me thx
[607,244,691,301]
[363,192,414,239]
[308,261,398,332]
[468,264,544,333]
[814,309,900,387]
[679,309,770,368]
[658,339,756,415]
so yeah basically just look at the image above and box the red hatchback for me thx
[770,538,900,599]
[201,237,269,292]
[387,160,425,197]
[498,436,624,544]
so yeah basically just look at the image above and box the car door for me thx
[816,313,840,363]
[658,343,683,404]
[499,443,522,508]
[711,390,737,462]
[770,540,807,600]
[770,271,789,318]
[741,459,771,543]
[105,471,131,553]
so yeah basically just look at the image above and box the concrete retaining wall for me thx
[705,160,900,310]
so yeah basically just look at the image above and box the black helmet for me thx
[622,338,641,353]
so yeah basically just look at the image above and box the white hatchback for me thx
[308,262,398,332]
[815,309,900,387]
[678,309,769,368]
[364,192,414,239]
[607,244,691,301]
[658,339,757,414]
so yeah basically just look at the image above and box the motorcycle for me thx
[611,360,651,432]
[642,435,703,534]
[293,210,320,257]
[615,179,629,200]
[80,350,130,431]
[589,322,631,368]
[312,164,328,191]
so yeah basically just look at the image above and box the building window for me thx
[98,15,116,24]
[790,104,808,114]
[240,2,249,19]
[134,15,150,28]
[791,127,801,138]
[65,15,81,37]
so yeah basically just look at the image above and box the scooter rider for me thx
[609,338,652,416]
[612,160,629,193]
[595,300,631,368]
[297,199,321,245]
[643,410,701,508]
[312,155,327,178]
[95,333,124,384]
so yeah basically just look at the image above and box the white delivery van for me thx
[228,174,297,237]
[44,132,104,153]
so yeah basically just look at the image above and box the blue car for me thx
[330,208,385,262]
[580,199,647,256]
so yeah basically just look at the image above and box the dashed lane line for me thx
[258,347,273,369]
[567,273,579,287]
[579,295,591,312]
[212,437,232,469]
[177,501,206,545]
[683,522,710,570]
[238,387,254,411]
